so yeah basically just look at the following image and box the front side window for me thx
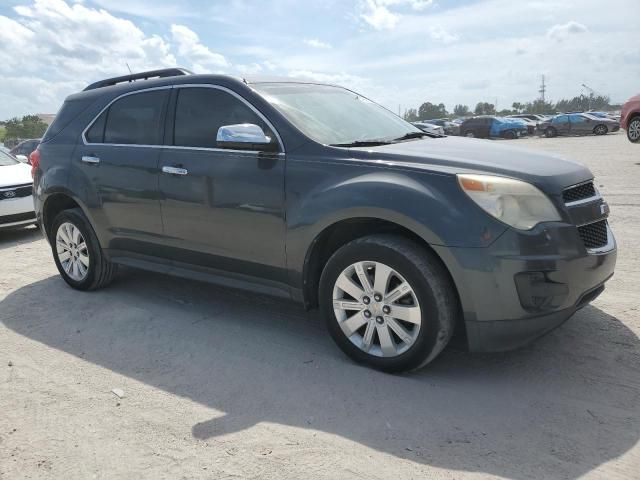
[253,83,419,145]
[570,114,586,123]
[88,90,168,145]
[552,115,568,125]
[173,87,272,149]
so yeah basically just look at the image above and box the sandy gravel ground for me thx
[1,133,638,479]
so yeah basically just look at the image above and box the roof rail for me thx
[83,68,193,91]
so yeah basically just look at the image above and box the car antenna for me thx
[126,62,133,74]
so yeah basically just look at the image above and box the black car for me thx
[459,116,527,139]
[9,138,41,162]
[33,68,616,372]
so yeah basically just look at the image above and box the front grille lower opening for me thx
[577,220,608,250]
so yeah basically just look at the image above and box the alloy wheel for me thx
[332,261,421,357]
[56,222,90,281]
[629,119,640,142]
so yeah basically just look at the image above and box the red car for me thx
[621,94,640,143]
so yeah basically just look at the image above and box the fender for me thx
[284,163,507,289]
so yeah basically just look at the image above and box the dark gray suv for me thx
[32,68,617,372]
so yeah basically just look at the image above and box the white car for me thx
[0,150,36,229]
[412,121,445,136]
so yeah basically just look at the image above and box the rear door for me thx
[76,88,169,253]
[551,115,570,135]
[157,85,286,282]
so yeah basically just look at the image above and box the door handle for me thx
[162,166,188,175]
[81,155,100,164]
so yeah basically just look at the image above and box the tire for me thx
[504,130,517,139]
[544,127,557,138]
[319,234,457,373]
[49,208,117,290]
[464,130,475,138]
[628,116,640,143]
[594,125,608,136]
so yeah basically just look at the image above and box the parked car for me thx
[621,94,640,143]
[510,114,546,122]
[460,116,527,139]
[429,118,460,136]
[9,138,41,163]
[0,149,36,229]
[412,121,445,136]
[539,113,620,137]
[505,117,535,135]
[33,68,616,372]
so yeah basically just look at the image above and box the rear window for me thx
[87,90,168,145]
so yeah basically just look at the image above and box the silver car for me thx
[539,113,620,137]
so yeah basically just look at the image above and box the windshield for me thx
[0,150,19,166]
[253,83,421,145]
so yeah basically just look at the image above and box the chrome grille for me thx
[563,182,596,204]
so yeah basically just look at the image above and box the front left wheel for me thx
[319,234,458,372]
[50,208,117,290]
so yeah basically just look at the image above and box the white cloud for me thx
[360,0,434,30]
[428,25,458,44]
[170,24,229,72]
[547,21,588,41]
[304,38,332,49]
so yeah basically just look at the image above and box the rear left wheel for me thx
[50,208,117,290]
[319,234,457,372]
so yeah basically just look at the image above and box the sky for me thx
[0,0,638,119]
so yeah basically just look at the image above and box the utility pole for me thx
[538,75,546,103]
[537,75,546,114]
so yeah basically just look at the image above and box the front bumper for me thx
[433,221,617,352]
[0,194,35,228]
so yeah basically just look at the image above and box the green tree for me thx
[403,108,419,122]
[3,115,48,141]
[512,102,524,113]
[474,102,496,115]
[418,102,448,120]
[453,104,470,117]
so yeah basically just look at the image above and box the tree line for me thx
[0,115,49,143]
[403,94,619,121]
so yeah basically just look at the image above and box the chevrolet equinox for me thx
[32,68,617,372]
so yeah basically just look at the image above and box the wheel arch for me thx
[301,217,461,315]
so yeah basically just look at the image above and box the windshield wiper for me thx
[330,139,393,147]
[393,131,444,141]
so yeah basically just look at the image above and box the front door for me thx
[77,88,169,253]
[158,86,286,283]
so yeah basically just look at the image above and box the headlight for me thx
[457,174,561,230]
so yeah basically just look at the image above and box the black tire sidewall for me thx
[319,240,447,372]
[545,127,556,137]
[50,209,102,290]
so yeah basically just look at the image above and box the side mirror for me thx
[15,154,28,163]
[216,124,278,152]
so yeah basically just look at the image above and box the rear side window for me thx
[173,87,271,148]
[553,115,568,124]
[87,90,168,145]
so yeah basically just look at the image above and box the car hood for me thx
[350,136,591,193]
[0,163,32,188]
